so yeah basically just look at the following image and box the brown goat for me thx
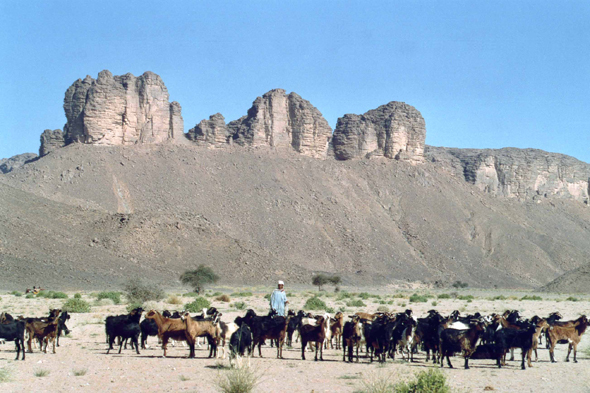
[547,315,589,363]
[145,310,189,357]
[330,312,344,350]
[183,312,219,358]
[300,316,327,361]
[25,317,59,353]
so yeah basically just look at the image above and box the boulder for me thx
[39,129,65,157]
[332,101,426,164]
[62,70,183,145]
[227,89,332,158]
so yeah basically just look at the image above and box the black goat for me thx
[106,309,143,355]
[105,308,143,350]
[0,320,26,360]
[229,323,253,367]
[237,309,289,358]
[440,320,486,369]
[495,324,537,369]
[56,311,70,347]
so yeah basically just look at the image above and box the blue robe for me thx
[270,289,287,316]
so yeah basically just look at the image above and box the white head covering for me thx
[278,280,284,285]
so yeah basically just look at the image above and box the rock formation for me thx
[62,70,183,145]
[426,146,590,202]
[187,113,228,146]
[0,153,37,174]
[39,129,65,157]
[227,89,332,158]
[331,101,426,164]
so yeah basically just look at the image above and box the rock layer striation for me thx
[332,101,426,164]
[39,129,65,157]
[187,113,228,146]
[227,89,332,158]
[62,70,183,145]
[426,146,590,202]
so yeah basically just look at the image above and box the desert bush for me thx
[72,368,87,376]
[25,294,34,299]
[126,302,144,312]
[11,291,22,297]
[216,294,231,303]
[185,292,200,297]
[94,299,115,306]
[184,297,211,312]
[167,295,183,305]
[452,281,469,289]
[338,306,347,313]
[337,291,353,300]
[409,294,428,303]
[566,296,580,302]
[232,292,253,297]
[346,299,366,308]
[360,372,394,393]
[392,293,406,299]
[489,295,507,301]
[431,301,438,306]
[376,306,390,313]
[123,280,165,304]
[359,292,371,300]
[394,369,450,393]
[97,291,121,304]
[457,295,475,301]
[437,293,450,299]
[216,365,260,393]
[74,293,82,299]
[180,264,220,294]
[304,296,328,311]
[0,366,11,382]
[520,295,542,301]
[233,301,246,310]
[34,369,50,378]
[62,298,91,313]
[37,290,68,299]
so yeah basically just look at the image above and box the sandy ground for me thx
[0,286,589,392]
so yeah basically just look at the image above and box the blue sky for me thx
[1,1,589,162]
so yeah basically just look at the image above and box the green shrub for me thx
[452,281,469,289]
[337,291,353,301]
[394,369,450,393]
[359,292,371,300]
[123,280,165,304]
[409,294,428,303]
[566,296,580,302]
[520,295,542,301]
[392,293,406,299]
[431,301,438,306]
[325,306,335,313]
[126,302,144,312]
[232,291,253,297]
[0,366,11,382]
[376,306,390,313]
[34,369,50,378]
[25,294,34,299]
[437,293,451,299]
[216,365,260,393]
[11,291,22,297]
[346,299,366,308]
[184,297,211,312]
[233,301,246,310]
[338,305,347,313]
[304,296,328,310]
[62,298,91,313]
[457,295,475,301]
[74,293,82,299]
[97,291,121,304]
[489,295,507,301]
[185,292,200,297]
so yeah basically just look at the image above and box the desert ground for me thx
[0,285,588,393]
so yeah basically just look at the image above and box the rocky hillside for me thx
[2,143,590,290]
[539,263,590,293]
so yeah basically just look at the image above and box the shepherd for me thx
[270,280,289,317]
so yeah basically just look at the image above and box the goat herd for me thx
[0,306,588,371]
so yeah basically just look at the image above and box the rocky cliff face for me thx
[62,70,183,146]
[0,153,37,174]
[187,113,228,146]
[39,129,65,157]
[426,146,590,202]
[332,101,426,164]
[227,89,332,158]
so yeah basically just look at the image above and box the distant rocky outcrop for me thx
[227,89,332,158]
[332,101,426,164]
[39,129,65,157]
[0,153,37,174]
[426,146,590,202]
[62,70,183,146]
[187,113,228,146]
